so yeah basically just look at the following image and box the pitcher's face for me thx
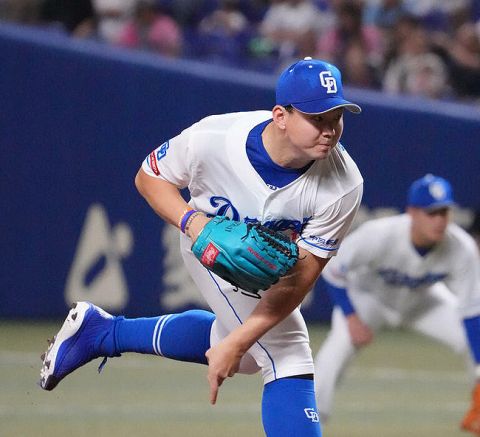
[285,107,344,161]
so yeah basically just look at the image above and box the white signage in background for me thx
[65,203,133,310]
[161,223,207,310]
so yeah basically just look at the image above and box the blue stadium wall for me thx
[1,23,479,320]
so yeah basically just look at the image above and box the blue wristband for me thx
[180,209,197,233]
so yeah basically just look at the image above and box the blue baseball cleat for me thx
[39,302,118,391]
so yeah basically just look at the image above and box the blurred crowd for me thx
[2,0,480,104]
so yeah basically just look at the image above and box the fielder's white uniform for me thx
[142,110,363,384]
[315,213,480,417]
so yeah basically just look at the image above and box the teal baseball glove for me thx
[191,216,299,293]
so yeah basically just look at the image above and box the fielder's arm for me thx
[326,282,373,347]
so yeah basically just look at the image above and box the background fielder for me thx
[40,57,363,436]
[314,174,480,436]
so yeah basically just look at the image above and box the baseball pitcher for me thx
[40,58,364,437]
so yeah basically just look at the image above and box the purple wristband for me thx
[180,209,197,233]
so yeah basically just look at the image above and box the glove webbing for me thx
[243,223,297,259]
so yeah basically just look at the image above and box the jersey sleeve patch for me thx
[298,235,340,251]
[296,235,341,258]
[149,151,160,176]
[145,141,170,177]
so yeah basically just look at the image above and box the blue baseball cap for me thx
[275,57,361,114]
[407,174,455,210]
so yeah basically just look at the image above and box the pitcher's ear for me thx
[272,105,290,130]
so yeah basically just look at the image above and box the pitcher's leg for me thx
[40,302,216,390]
[262,377,322,437]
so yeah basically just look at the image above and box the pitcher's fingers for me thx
[209,377,219,405]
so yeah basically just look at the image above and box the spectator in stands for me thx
[382,15,450,99]
[433,21,480,100]
[259,0,332,69]
[196,0,250,64]
[451,19,480,62]
[117,0,183,57]
[90,0,138,43]
[316,0,382,88]
[199,0,248,37]
[363,0,407,29]
[403,0,472,32]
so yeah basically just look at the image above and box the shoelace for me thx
[98,357,108,373]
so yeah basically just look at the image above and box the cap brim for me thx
[425,202,455,211]
[292,98,362,114]
[411,201,456,211]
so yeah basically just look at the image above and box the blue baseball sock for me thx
[113,310,215,364]
[262,377,322,437]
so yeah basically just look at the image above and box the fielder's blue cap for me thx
[275,57,361,114]
[407,174,455,210]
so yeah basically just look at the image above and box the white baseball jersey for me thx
[142,110,363,383]
[323,213,480,319]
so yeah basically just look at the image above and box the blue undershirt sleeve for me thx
[463,315,480,364]
[325,281,355,316]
